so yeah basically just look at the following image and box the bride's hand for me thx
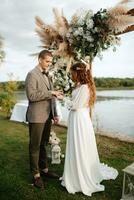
[51,91,64,100]
[53,116,59,124]
[57,94,64,100]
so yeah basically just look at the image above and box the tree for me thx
[0,74,18,118]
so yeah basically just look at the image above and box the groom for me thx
[25,50,63,189]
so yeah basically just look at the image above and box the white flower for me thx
[68,38,74,44]
[86,20,94,29]
[73,27,84,36]
[78,18,85,26]
[94,27,99,32]
[62,70,67,75]
[83,34,87,39]
[61,154,65,158]
[48,71,54,77]
[78,27,83,35]
[69,79,74,84]
[84,56,90,62]
[64,85,70,91]
[66,32,71,38]
[68,28,73,33]
[73,30,79,36]
[90,43,94,47]
[86,36,94,42]
[86,31,91,36]
[59,77,64,81]
[56,86,60,90]
[87,9,94,17]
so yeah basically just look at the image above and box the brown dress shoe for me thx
[41,170,59,179]
[33,176,44,189]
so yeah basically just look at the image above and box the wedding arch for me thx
[35,0,134,115]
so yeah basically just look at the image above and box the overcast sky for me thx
[0,0,134,82]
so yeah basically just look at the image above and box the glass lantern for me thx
[51,144,61,164]
[121,162,134,200]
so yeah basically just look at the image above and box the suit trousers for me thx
[29,112,52,176]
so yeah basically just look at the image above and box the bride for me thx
[61,62,118,196]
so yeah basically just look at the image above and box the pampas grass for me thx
[108,14,134,33]
[53,8,69,37]
[35,16,62,47]
[119,0,130,4]
[107,0,134,33]
[35,0,134,68]
[35,10,72,61]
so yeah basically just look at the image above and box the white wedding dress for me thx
[61,84,118,196]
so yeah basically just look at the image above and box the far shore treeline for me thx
[94,77,134,89]
[0,77,134,90]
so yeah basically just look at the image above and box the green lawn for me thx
[0,114,134,200]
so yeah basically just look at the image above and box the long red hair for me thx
[71,62,96,108]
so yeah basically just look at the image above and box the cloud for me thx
[0,0,134,81]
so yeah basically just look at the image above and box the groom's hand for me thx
[57,90,64,100]
[51,91,64,100]
[53,116,59,124]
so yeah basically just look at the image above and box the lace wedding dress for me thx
[61,84,118,196]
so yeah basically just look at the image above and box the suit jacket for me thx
[25,66,58,123]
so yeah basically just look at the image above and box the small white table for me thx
[10,100,68,125]
[10,101,28,122]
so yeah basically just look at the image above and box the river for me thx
[15,90,134,140]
